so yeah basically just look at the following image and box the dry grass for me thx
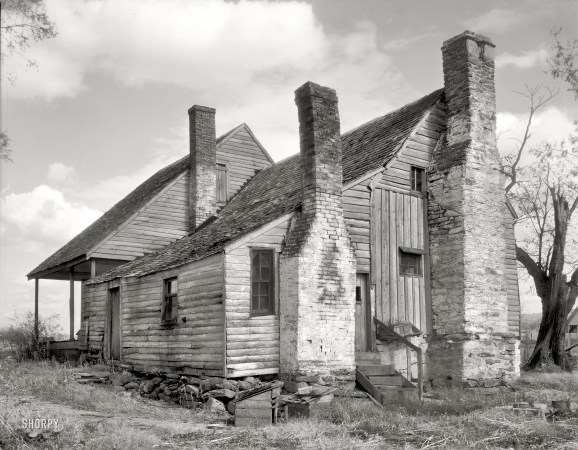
[1,360,577,449]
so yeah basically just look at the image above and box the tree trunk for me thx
[524,281,573,369]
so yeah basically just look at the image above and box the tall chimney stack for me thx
[426,31,519,384]
[188,105,217,231]
[279,82,356,384]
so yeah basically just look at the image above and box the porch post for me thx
[34,278,39,341]
[69,266,75,340]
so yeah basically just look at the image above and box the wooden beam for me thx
[69,267,75,340]
[34,279,39,342]
[27,254,88,280]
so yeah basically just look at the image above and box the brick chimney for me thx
[426,31,518,384]
[188,105,217,231]
[279,82,356,384]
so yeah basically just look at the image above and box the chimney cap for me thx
[295,81,338,102]
[442,31,495,49]
[188,105,216,115]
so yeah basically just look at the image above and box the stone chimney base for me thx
[426,335,520,387]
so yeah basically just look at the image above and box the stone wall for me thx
[188,105,217,231]
[426,31,520,384]
[279,82,356,384]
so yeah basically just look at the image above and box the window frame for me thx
[162,277,178,326]
[399,247,423,277]
[216,163,229,204]
[250,248,276,317]
[410,166,425,193]
[569,325,578,334]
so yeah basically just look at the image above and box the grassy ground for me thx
[0,361,577,449]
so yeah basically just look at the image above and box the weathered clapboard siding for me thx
[371,189,427,331]
[378,102,445,192]
[90,173,190,261]
[116,252,225,375]
[224,217,291,377]
[368,101,444,332]
[81,283,107,351]
[217,127,273,200]
[343,178,372,272]
[504,207,521,336]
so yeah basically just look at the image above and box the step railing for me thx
[373,317,423,401]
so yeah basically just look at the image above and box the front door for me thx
[109,287,121,360]
[355,273,370,352]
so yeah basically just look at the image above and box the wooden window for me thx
[410,167,424,193]
[399,250,422,276]
[251,249,275,316]
[569,325,578,334]
[162,277,178,325]
[216,164,228,203]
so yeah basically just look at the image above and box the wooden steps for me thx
[356,365,419,404]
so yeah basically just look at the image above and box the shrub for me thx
[0,312,63,360]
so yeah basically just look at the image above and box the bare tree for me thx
[509,142,578,369]
[504,29,578,369]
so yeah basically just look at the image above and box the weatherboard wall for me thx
[216,127,273,201]
[119,253,225,375]
[223,217,292,378]
[89,173,190,261]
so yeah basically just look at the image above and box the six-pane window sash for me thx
[162,277,178,325]
[251,250,274,316]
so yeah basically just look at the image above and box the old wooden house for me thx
[29,31,521,393]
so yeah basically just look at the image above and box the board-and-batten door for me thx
[108,287,121,360]
[354,273,370,352]
[371,189,428,332]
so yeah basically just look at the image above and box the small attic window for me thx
[411,167,425,193]
[216,164,228,203]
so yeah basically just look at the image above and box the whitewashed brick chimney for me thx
[188,105,217,231]
[279,82,356,384]
[426,31,519,384]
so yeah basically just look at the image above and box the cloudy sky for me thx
[1,0,577,332]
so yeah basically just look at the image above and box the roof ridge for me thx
[342,88,444,138]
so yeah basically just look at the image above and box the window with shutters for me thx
[216,163,228,203]
[251,249,275,316]
[162,277,178,325]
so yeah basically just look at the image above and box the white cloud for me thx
[3,185,102,244]
[497,106,576,163]
[462,8,527,35]
[47,163,77,184]
[2,0,416,156]
[496,48,549,69]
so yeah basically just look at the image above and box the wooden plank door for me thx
[109,287,121,360]
[355,273,370,352]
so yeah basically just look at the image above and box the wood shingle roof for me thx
[27,131,235,279]
[86,88,444,283]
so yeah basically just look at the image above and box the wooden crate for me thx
[287,401,331,418]
[234,391,273,427]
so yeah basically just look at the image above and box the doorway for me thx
[354,273,371,352]
[108,287,121,360]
